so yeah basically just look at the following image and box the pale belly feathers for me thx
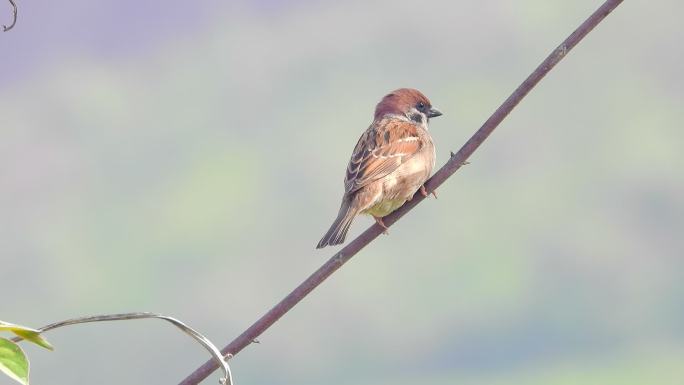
[361,148,435,217]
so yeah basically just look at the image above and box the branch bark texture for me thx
[180,1,624,383]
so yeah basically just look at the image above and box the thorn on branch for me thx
[2,0,17,32]
[450,152,470,167]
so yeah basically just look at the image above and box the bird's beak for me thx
[428,107,443,118]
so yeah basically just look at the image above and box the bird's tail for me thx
[317,198,358,249]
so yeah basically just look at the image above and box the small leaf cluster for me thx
[0,321,53,385]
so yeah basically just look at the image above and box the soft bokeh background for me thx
[2,0,683,384]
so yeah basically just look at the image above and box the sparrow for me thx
[316,88,442,249]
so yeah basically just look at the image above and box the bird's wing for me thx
[344,118,424,194]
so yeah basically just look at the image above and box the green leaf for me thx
[0,321,53,351]
[0,338,29,385]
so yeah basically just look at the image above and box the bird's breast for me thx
[381,144,435,199]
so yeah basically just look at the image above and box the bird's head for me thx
[374,88,442,125]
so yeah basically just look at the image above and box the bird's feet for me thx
[373,216,389,234]
[420,185,438,199]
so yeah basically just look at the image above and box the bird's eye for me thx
[417,102,426,112]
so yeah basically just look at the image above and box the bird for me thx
[316,88,442,249]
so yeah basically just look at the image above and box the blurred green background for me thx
[2,0,683,384]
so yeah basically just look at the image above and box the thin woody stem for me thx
[2,0,17,32]
[11,313,233,385]
[179,1,624,384]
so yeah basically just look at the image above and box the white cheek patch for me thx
[384,114,411,122]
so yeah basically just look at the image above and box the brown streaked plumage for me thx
[317,88,442,249]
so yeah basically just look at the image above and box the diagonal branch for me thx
[2,0,17,32]
[180,0,624,384]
